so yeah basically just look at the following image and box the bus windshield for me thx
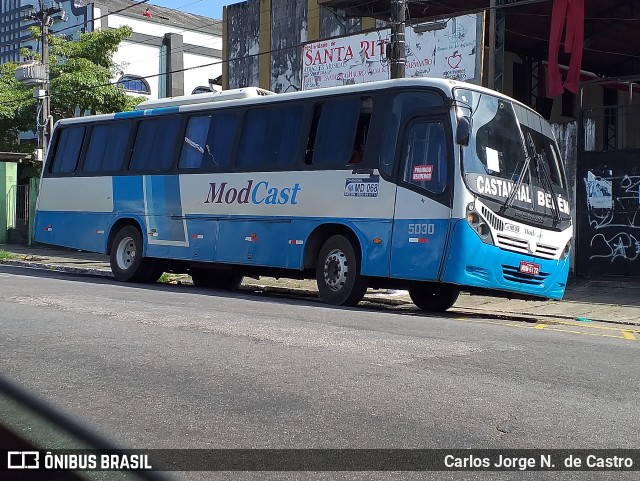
[454,88,570,221]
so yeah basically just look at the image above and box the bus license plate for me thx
[519,261,540,275]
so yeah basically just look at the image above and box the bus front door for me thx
[390,119,452,281]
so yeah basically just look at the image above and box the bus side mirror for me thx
[456,117,471,146]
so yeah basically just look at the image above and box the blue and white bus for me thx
[35,78,572,311]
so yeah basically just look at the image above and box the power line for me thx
[0,0,222,51]
[3,1,640,110]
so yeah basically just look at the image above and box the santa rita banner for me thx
[302,14,482,90]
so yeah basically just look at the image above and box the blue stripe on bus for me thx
[145,106,180,116]
[35,211,113,253]
[114,110,145,119]
[144,176,186,243]
[34,208,568,299]
[168,215,393,275]
[113,176,144,213]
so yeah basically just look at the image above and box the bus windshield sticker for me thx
[412,165,433,182]
[344,177,379,197]
[486,147,500,173]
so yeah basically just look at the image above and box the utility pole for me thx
[389,0,406,79]
[22,1,61,160]
[487,0,505,92]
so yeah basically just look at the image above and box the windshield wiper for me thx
[499,146,532,216]
[529,135,562,225]
[500,134,562,225]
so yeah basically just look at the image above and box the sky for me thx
[148,0,238,20]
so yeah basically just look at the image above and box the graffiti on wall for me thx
[270,0,307,93]
[227,0,260,89]
[320,7,361,39]
[578,152,640,276]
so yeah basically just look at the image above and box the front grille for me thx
[496,234,529,254]
[481,206,504,231]
[502,264,549,286]
[535,244,558,258]
[495,234,558,260]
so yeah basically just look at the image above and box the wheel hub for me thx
[323,248,347,292]
[116,236,136,271]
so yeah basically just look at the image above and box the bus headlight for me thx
[466,205,494,245]
[561,240,571,259]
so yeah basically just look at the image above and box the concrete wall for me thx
[0,163,17,244]
[319,7,361,39]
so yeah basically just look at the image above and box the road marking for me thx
[452,317,637,341]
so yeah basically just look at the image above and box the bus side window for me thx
[179,116,210,169]
[237,106,304,170]
[306,97,364,168]
[83,122,130,173]
[179,112,238,171]
[130,117,181,172]
[49,126,86,174]
[349,97,372,165]
[402,121,447,194]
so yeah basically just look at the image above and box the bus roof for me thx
[53,78,540,127]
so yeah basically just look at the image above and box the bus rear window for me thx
[50,126,85,174]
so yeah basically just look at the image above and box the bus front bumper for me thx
[441,221,570,300]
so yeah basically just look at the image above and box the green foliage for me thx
[48,26,144,118]
[0,62,36,152]
[0,25,144,151]
[0,250,15,260]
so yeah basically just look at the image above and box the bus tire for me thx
[190,268,243,290]
[110,225,161,283]
[316,235,368,306]
[409,283,459,312]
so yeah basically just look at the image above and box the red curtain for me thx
[547,0,585,97]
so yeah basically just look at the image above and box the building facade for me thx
[1,0,223,99]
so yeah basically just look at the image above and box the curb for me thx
[3,258,639,329]
[0,259,114,278]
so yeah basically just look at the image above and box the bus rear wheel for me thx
[190,268,243,290]
[316,235,368,307]
[110,225,162,283]
[409,283,459,312]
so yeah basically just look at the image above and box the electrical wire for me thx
[3,0,640,110]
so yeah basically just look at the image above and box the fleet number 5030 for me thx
[408,223,435,235]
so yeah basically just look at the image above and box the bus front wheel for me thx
[316,235,368,307]
[190,268,243,290]
[409,283,459,312]
[110,226,162,283]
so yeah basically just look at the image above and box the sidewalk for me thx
[2,244,639,326]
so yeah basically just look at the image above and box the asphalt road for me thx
[0,265,638,481]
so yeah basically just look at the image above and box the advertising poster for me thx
[302,14,480,90]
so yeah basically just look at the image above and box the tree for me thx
[48,25,143,118]
[0,25,143,151]
[0,62,35,152]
